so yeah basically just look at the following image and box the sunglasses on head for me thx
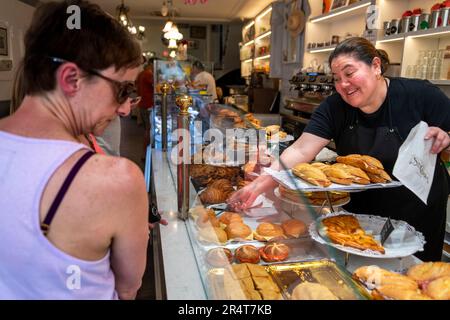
[49,57,141,106]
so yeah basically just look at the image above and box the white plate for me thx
[309,212,425,259]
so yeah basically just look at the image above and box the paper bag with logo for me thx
[393,121,436,204]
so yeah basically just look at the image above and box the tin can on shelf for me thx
[440,7,450,27]
[399,16,411,33]
[419,13,430,30]
[383,21,391,36]
[430,9,441,28]
[390,19,400,34]
[410,14,421,32]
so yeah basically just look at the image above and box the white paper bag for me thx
[393,121,436,204]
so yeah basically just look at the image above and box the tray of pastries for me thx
[309,212,426,258]
[265,154,402,192]
[266,259,371,300]
[352,262,450,300]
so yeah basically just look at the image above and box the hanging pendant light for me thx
[116,0,145,40]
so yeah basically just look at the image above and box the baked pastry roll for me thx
[353,265,418,290]
[423,276,450,300]
[198,226,228,244]
[218,212,243,226]
[407,262,450,284]
[321,163,354,185]
[366,170,392,183]
[292,163,332,187]
[372,284,431,300]
[332,163,370,185]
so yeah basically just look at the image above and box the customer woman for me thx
[0,1,149,299]
[229,37,450,261]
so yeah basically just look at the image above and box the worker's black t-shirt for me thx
[304,77,450,144]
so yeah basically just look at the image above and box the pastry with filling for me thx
[353,265,418,290]
[321,163,354,185]
[219,212,243,226]
[407,262,450,285]
[372,284,431,300]
[292,163,332,187]
[332,163,370,185]
[423,276,450,300]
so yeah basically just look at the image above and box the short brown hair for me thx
[23,0,142,95]
[329,37,390,75]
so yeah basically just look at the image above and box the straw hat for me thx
[287,7,305,37]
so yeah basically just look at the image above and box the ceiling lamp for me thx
[164,25,183,41]
[168,38,178,49]
[169,50,177,58]
[162,20,173,33]
[116,0,145,40]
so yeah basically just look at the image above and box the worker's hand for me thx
[425,127,450,154]
[148,217,168,230]
[227,183,260,212]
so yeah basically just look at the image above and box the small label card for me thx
[380,217,395,245]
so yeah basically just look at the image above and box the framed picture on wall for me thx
[330,0,349,11]
[0,27,8,56]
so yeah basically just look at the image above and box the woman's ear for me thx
[372,56,382,74]
[56,63,82,96]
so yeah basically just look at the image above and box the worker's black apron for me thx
[338,80,448,261]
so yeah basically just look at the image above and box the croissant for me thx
[200,188,228,204]
[337,154,386,175]
[292,163,332,187]
[332,163,370,185]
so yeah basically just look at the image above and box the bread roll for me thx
[219,212,243,226]
[225,222,253,240]
[281,219,307,238]
[259,243,289,262]
[291,282,339,300]
[206,247,233,267]
[198,227,228,244]
[254,222,285,241]
[235,245,261,264]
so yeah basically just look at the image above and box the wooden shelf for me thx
[309,0,372,24]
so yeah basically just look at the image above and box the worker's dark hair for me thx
[329,37,390,74]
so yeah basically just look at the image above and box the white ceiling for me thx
[52,0,276,23]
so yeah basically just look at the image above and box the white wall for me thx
[0,0,35,101]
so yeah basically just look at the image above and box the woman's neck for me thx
[359,77,389,114]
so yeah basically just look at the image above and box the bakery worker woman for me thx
[229,37,450,261]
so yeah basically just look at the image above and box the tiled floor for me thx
[120,115,156,300]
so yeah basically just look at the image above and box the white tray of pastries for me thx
[309,212,426,259]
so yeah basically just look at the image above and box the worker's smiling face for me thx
[331,54,381,109]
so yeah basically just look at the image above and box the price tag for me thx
[380,217,395,245]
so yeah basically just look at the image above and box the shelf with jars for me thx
[239,4,273,77]
[376,1,450,82]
